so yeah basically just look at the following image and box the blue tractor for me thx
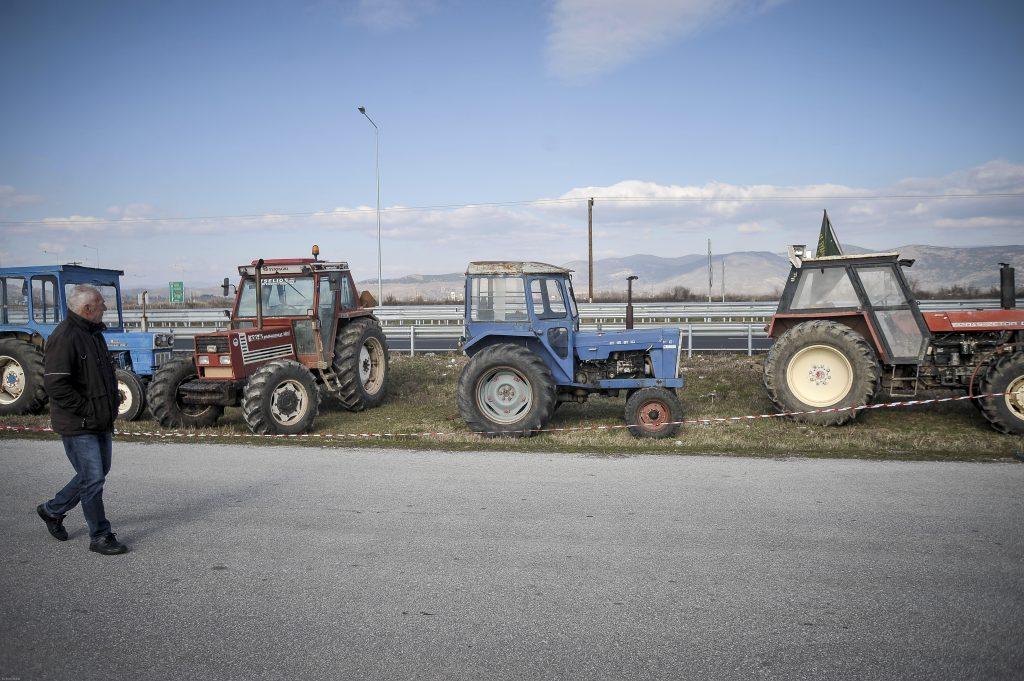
[458,262,685,438]
[0,265,176,420]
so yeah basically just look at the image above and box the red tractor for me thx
[764,246,1024,434]
[147,248,389,435]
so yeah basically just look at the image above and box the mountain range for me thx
[355,245,1024,300]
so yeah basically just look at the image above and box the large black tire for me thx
[114,369,146,421]
[241,359,321,435]
[624,387,683,439]
[332,318,389,411]
[977,352,1024,435]
[457,343,556,438]
[147,358,224,428]
[764,320,880,426]
[0,339,48,416]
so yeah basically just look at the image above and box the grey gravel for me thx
[1,438,1022,681]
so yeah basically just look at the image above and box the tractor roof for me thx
[793,251,901,268]
[466,261,572,276]
[238,260,349,276]
[0,264,124,277]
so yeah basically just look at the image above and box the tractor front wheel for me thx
[115,369,146,421]
[332,318,389,411]
[624,387,683,439]
[457,343,556,437]
[764,320,880,426]
[977,353,1024,435]
[241,359,321,435]
[0,339,48,416]
[147,358,224,428]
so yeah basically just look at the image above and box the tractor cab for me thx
[770,247,930,365]
[459,261,685,439]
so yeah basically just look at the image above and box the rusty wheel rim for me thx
[637,399,670,432]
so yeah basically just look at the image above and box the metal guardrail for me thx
[129,299,1006,357]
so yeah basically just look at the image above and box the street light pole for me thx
[358,106,383,306]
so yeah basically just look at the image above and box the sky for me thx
[1,0,1023,288]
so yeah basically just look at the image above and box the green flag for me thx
[815,210,843,257]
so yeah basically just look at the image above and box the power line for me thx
[1,192,1022,226]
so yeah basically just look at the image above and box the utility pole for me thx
[707,239,713,304]
[587,197,594,303]
[721,258,725,302]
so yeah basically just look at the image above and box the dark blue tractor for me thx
[457,262,685,438]
[0,265,175,420]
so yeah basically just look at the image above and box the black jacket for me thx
[44,311,120,435]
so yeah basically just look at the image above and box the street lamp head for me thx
[358,106,366,114]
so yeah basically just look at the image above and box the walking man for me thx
[37,285,128,555]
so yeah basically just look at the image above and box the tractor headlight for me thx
[197,356,210,365]
[154,333,174,348]
[218,355,232,365]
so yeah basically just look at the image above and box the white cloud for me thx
[545,0,788,82]
[0,185,43,210]
[6,160,1024,279]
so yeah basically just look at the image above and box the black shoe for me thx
[36,504,68,541]
[89,533,128,555]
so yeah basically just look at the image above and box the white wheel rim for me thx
[0,355,26,406]
[269,378,308,426]
[1005,375,1024,421]
[785,344,854,408]
[476,366,533,425]
[359,338,385,395]
[117,379,134,416]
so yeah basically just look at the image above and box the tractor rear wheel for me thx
[241,359,320,435]
[0,339,48,416]
[332,318,389,411]
[115,369,146,421]
[977,352,1024,435]
[147,358,224,428]
[764,320,880,426]
[457,343,556,437]
[624,387,682,439]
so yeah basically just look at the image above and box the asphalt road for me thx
[1,439,1021,681]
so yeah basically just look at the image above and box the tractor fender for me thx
[0,329,45,349]
[769,312,888,364]
[463,333,572,384]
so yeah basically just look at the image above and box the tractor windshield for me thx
[237,276,315,318]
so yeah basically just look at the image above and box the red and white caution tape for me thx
[0,392,1007,441]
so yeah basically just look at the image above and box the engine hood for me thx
[574,327,681,361]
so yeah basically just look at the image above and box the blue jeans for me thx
[45,432,113,541]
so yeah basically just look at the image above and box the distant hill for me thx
[150,244,1017,302]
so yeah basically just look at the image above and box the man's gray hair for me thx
[67,285,102,314]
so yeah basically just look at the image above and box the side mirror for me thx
[358,290,377,308]
[328,272,343,292]
[221,277,231,297]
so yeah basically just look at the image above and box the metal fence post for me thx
[747,324,753,356]
[687,323,693,358]
[409,325,416,356]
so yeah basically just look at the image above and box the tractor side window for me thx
[317,277,335,351]
[874,309,925,359]
[790,268,860,309]
[856,267,908,307]
[1,277,28,324]
[339,277,354,308]
[529,278,567,319]
[470,276,527,322]
[63,284,120,326]
[565,279,578,318]
[31,277,60,324]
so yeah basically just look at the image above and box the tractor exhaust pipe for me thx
[1000,262,1016,309]
[255,258,265,328]
[626,275,638,330]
